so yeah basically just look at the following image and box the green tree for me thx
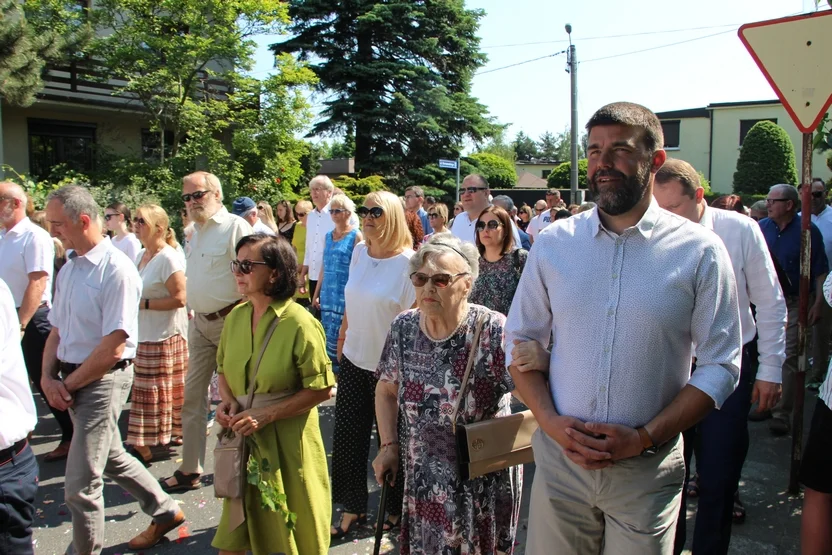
[274,0,500,177]
[733,121,799,195]
[546,159,588,189]
[465,152,516,189]
[513,131,539,161]
[0,0,91,106]
[478,127,515,162]
[538,131,558,160]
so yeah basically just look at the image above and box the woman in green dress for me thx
[213,232,335,555]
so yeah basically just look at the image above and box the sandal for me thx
[159,470,201,493]
[331,513,367,539]
[382,515,401,532]
[733,493,746,525]
[686,472,700,499]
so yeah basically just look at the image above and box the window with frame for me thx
[661,120,681,149]
[542,169,551,179]
[740,118,777,146]
[28,119,96,181]
[141,128,176,162]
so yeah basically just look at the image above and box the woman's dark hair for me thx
[554,209,572,221]
[711,194,746,214]
[475,205,514,256]
[106,201,132,225]
[235,233,298,300]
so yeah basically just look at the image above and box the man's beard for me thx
[588,165,651,216]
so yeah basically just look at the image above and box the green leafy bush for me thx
[547,159,588,189]
[733,121,799,195]
[331,175,387,205]
[464,152,517,189]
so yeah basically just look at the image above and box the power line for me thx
[480,23,742,49]
[476,50,566,75]
[581,28,737,63]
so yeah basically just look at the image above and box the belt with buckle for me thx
[58,359,133,375]
[0,439,28,466]
[202,300,241,321]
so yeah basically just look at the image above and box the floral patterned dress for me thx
[469,249,528,316]
[377,304,522,555]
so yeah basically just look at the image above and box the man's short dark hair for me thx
[235,233,298,300]
[554,209,572,221]
[405,185,425,198]
[466,174,489,189]
[655,158,701,198]
[586,102,664,153]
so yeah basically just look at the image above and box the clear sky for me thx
[250,0,826,143]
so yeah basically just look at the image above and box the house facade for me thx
[656,100,832,194]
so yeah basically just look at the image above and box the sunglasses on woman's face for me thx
[357,206,384,219]
[330,208,348,215]
[410,272,469,288]
[230,259,269,275]
[181,190,211,203]
[475,220,502,231]
[104,213,120,221]
[428,212,440,219]
[295,212,308,218]
[134,217,147,226]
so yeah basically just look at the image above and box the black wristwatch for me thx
[637,427,658,456]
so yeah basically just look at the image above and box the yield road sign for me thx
[438,159,458,170]
[739,10,832,132]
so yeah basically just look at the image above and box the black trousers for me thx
[674,338,758,555]
[308,279,321,320]
[330,356,403,516]
[22,306,73,442]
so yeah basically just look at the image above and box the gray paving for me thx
[28,390,813,554]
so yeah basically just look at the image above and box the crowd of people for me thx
[1,100,831,555]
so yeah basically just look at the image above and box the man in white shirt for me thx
[300,175,336,309]
[0,182,74,462]
[42,185,184,552]
[232,196,276,235]
[0,278,39,555]
[161,172,253,493]
[506,102,742,554]
[526,188,561,242]
[451,173,522,247]
[807,177,832,388]
[653,158,787,554]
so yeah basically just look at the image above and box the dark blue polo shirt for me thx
[759,216,828,297]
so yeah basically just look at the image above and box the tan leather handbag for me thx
[214,315,280,500]
[453,313,538,481]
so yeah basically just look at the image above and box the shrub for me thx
[733,121,799,195]
[331,175,387,205]
[547,159,588,189]
[464,152,517,189]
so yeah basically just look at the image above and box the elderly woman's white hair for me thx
[329,193,356,214]
[408,232,479,282]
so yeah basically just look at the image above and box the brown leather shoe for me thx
[127,510,186,550]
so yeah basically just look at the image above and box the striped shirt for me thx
[820,275,832,406]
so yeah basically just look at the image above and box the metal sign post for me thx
[739,10,832,494]
[438,158,461,201]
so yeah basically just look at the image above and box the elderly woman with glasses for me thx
[212,233,335,555]
[126,204,189,463]
[469,206,528,317]
[371,233,522,554]
[311,194,362,375]
[329,191,416,539]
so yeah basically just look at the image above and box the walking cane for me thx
[373,470,393,555]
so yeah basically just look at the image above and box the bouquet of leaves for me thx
[246,440,297,530]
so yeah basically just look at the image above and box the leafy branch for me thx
[245,440,297,531]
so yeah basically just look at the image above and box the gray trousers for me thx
[179,312,225,475]
[64,366,179,555]
[773,297,800,423]
[526,428,685,555]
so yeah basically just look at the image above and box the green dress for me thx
[211,298,335,555]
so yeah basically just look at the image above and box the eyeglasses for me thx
[812,191,825,199]
[257,205,267,211]
[104,213,120,221]
[765,198,790,205]
[181,190,211,203]
[134,217,147,226]
[409,272,469,288]
[428,213,440,218]
[230,259,269,275]
[475,220,502,231]
[357,206,384,219]
[404,195,417,200]
[330,208,348,215]
[295,212,308,218]
[460,187,487,195]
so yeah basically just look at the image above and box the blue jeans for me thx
[675,338,758,555]
[0,442,39,555]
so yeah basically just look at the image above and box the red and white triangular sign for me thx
[739,10,832,133]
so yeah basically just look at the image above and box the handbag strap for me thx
[243,315,280,411]
[451,311,488,433]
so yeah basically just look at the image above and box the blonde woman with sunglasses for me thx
[256,202,278,233]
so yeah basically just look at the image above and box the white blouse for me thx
[137,246,188,343]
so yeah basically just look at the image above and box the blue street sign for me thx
[438,159,458,170]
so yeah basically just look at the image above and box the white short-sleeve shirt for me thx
[112,233,142,263]
[48,238,143,364]
[303,203,336,280]
[0,217,54,307]
[0,279,37,449]
[342,243,416,371]
[137,246,188,343]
